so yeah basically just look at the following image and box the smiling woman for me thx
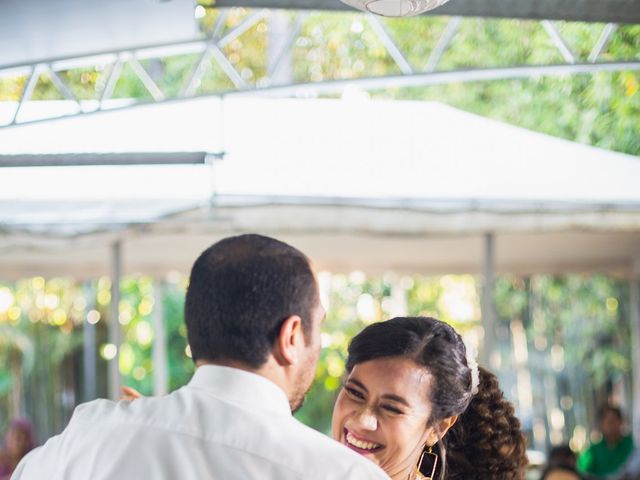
[331,317,527,480]
[332,356,451,478]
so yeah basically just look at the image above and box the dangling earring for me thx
[413,444,438,480]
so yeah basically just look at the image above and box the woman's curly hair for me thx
[445,366,528,479]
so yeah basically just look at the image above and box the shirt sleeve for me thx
[9,447,41,479]
[577,446,595,474]
[9,422,74,480]
[345,459,390,479]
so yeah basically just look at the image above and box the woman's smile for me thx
[343,428,385,454]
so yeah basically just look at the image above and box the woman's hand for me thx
[120,386,143,401]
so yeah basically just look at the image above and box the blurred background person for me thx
[540,445,583,480]
[577,406,634,479]
[610,445,640,480]
[0,418,36,480]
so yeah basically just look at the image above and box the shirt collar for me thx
[187,365,292,417]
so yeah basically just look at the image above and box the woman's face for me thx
[331,357,439,479]
[6,425,31,457]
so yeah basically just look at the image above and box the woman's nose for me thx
[354,408,378,430]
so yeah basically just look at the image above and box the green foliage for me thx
[0,278,85,437]
[0,371,12,396]
[2,13,637,154]
[533,275,630,386]
[163,283,194,391]
[497,274,632,387]
[0,271,633,446]
[116,277,155,394]
[293,12,400,82]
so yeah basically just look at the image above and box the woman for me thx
[0,418,36,480]
[539,446,583,480]
[332,316,528,480]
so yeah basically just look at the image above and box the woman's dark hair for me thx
[446,367,528,479]
[185,234,318,368]
[346,317,473,479]
[346,316,527,480]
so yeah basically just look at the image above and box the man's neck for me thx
[196,359,255,372]
[195,359,292,408]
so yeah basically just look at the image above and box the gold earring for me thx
[414,444,438,480]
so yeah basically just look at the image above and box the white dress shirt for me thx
[12,365,389,480]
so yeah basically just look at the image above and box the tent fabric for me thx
[0,0,198,69]
[1,97,639,277]
[3,226,640,279]
[2,97,639,204]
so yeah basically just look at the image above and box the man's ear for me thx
[273,315,303,366]
[426,415,459,446]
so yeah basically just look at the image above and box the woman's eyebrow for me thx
[380,394,411,407]
[348,378,368,392]
[348,378,411,407]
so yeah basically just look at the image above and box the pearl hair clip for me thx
[465,343,480,395]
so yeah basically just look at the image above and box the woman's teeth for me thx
[346,431,381,451]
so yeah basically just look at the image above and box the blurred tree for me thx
[0,272,633,445]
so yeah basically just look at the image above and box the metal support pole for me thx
[424,16,461,73]
[82,281,97,402]
[541,20,576,64]
[367,15,414,75]
[630,257,640,445]
[391,276,409,317]
[152,281,169,396]
[267,11,294,85]
[481,233,496,368]
[108,241,122,401]
[588,23,617,63]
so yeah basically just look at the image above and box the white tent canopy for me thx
[1,96,639,278]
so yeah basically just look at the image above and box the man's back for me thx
[13,366,388,480]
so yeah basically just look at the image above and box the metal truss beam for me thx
[0,152,222,168]
[234,61,640,97]
[214,0,640,24]
[0,9,637,128]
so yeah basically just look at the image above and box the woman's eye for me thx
[382,405,403,414]
[345,387,365,400]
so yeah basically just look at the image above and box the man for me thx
[577,406,634,478]
[12,234,389,479]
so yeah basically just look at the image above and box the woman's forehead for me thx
[349,357,432,399]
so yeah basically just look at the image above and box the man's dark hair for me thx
[185,234,318,368]
[598,405,623,421]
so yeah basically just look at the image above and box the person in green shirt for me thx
[577,406,635,478]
